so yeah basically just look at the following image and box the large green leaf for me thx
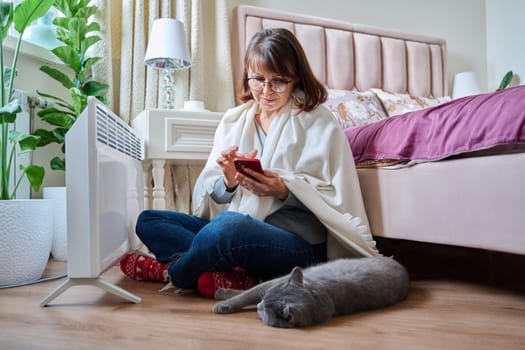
[78,0,93,9]
[21,164,45,192]
[0,99,21,123]
[83,81,109,97]
[11,132,41,152]
[53,16,68,28]
[55,26,76,47]
[53,0,72,17]
[82,56,101,71]
[33,128,59,146]
[78,57,101,81]
[40,65,75,89]
[77,6,97,21]
[38,110,75,128]
[0,2,13,40]
[96,96,109,105]
[70,87,86,115]
[13,0,53,34]
[85,21,100,34]
[50,156,65,171]
[38,106,75,118]
[0,111,16,123]
[36,90,70,105]
[82,35,101,54]
[51,46,80,72]
[67,17,81,51]
[52,127,67,143]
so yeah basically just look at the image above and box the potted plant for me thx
[0,0,54,285]
[32,0,108,261]
[33,0,108,171]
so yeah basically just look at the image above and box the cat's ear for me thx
[289,266,304,286]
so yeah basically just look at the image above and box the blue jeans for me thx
[135,210,326,289]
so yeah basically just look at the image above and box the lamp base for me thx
[161,68,175,109]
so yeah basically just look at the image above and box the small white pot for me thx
[0,199,53,285]
[43,186,67,261]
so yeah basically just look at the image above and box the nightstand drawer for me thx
[133,108,222,163]
[165,116,217,154]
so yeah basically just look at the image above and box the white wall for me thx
[486,0,524,90]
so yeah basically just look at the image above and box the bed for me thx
[232,5,525,256]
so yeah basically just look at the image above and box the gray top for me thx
[211,177,326,245]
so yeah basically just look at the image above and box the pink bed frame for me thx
[233,5,524,255]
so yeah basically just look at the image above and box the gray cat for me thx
[212,256,409,328]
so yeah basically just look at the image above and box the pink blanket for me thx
[344,85,525,165]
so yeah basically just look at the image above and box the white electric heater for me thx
[41,97,144,306]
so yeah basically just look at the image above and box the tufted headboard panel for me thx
[233,5,447,98]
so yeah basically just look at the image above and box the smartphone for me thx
[234,158,264,177]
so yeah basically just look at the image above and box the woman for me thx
[121,28,378,296]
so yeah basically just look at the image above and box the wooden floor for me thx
[1,240,525,350]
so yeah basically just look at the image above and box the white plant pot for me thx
[43,186,67,261]
[0,199,53,285]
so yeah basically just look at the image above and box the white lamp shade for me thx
[144,18,192,70]
[452,71,481,99]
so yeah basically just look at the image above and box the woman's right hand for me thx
[216,146,258,190]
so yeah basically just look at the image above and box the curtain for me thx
[94,0,237,211]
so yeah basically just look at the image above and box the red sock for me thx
[198,269,259,298]
[120,253,168,282]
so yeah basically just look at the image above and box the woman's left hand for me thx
[236,168,289,200]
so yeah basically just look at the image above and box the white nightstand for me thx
[132,108,222,210]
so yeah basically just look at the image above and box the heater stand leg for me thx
[40,277,142,307]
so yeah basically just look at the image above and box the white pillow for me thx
[323,89,388,128]
[371,88,451,117]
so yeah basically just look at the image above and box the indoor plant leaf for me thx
[12,0,54,34]
[0,2,13,40]
[36,0,109,172]
[82,35,101,54]
[0,100,21,122]
[1,0,53,200]
[10,131,41,153]
[497,71,513,91]
[40,66,75,90]
[38,109,76,128]
[32,128,60,146]
[83,81,109,97]
[51,45,81,72]
[36,91,75,112]
[20,164,45,192]
[50,156,65,171]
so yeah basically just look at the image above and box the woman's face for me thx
[246,69,297,116]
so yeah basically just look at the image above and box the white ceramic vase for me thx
[0,199,53,285]
[43,187,67,261]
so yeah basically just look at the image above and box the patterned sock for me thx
[119,253,169,282]
[197,269,259,298]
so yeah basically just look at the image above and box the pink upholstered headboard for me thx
[233,5,447,98]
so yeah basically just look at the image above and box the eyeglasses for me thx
[246,78,291,93]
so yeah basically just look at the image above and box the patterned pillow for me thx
[371,88,451,117]
[323,89,388,128]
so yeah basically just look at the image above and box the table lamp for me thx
[452,71,481,99]
[144,18,192,109]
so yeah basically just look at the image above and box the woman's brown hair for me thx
[237,28,327,112]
